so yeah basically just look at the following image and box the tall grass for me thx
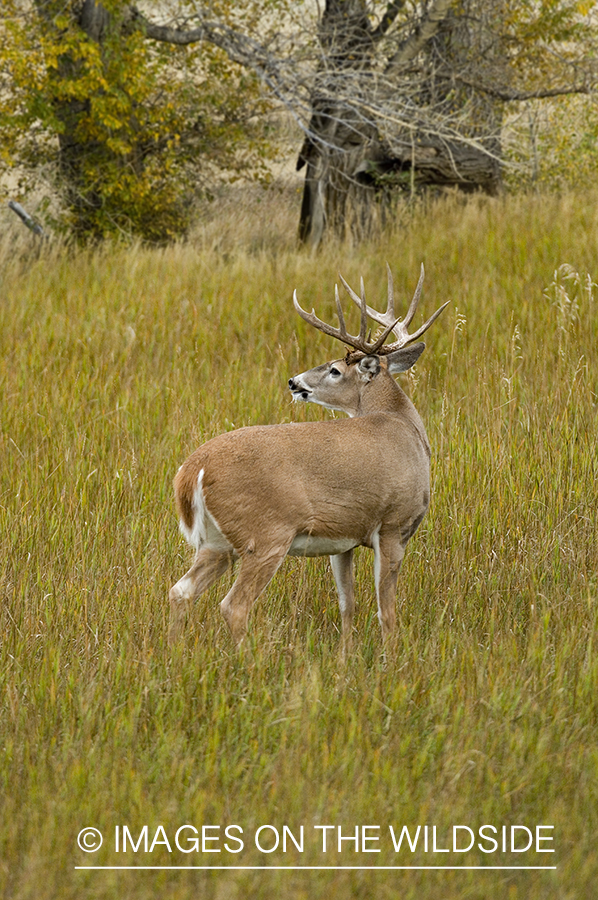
[1,190,597,899]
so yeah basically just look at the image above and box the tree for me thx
[295,0,598,245]
[0,0,276,241]
[1,1,596,244]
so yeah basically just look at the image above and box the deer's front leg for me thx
[330,549,355,655]
[372,528,405,644]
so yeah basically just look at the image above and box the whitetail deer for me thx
[170,264,448,650]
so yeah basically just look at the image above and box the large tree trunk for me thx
[34,2,107,234]
[34,0,142,240]
[297,115,380,247]
[297,0,379,246]
[297,0,503,247]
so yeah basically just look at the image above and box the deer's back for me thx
[175,414,430,553]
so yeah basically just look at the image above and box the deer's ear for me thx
[357,355,380,381]
[386,342,425,374]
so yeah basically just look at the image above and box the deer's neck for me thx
[357,374,411,416]
[357,376,430,455]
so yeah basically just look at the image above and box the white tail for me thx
[170,264,448,650]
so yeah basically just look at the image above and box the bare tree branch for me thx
[457,78,596,102]
[386,0,452,73]
[22,0,597,245]
[372,0,408,42]
[126,5,266,65]
[8,201,45,237]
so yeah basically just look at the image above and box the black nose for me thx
[288,378,296,389]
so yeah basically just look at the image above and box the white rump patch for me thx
[179,468,233,553]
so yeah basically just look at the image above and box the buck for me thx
[169,264,448,650]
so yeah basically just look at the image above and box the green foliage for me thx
[505,94,598,191]
[1,0,597,241]
[0,190,598,897]
[0,0,275,242]
[449,1,598,191]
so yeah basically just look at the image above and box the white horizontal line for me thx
[75,865,557,871]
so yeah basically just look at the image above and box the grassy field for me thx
[1,190,597,899]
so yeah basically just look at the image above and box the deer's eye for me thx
[329,366,341,377]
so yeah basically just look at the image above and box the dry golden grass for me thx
[0,188,597,899]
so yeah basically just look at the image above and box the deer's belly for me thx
[288,534,359,558]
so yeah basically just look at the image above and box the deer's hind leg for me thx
[372,527,405,645]
[169,546,235,643]
[220,540,291,646]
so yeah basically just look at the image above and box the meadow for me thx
[0,189,597,899]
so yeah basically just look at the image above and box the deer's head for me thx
[289,264,448,417]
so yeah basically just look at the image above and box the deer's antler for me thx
[293,263,449,359]
[340,263,450,352]
[293,279,400,357]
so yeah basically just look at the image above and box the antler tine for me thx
[293,288,375,353]
[338,272,362,307]
[362,263,424,344]
[380,264,450,349]
[359,277,368,343]
[386,261,396,321]
[334,283,347,334]
[401,263,425,330]
[400,299,451,344]
[367,316,403,354]
[293,289,346,343]
[336,273,370,341]
[341,268,402,344]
